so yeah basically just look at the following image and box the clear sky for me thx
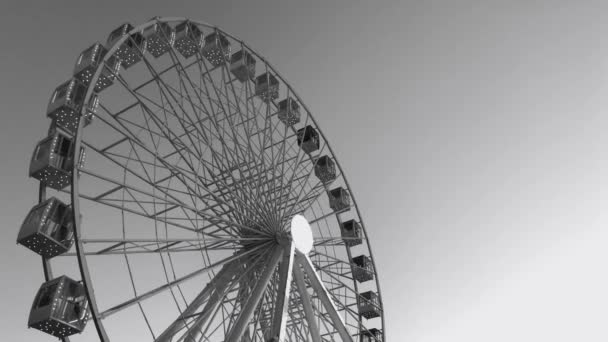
[3,0,608,341]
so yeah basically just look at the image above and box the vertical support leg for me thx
[180,264,238,342]
[226,247,284,342]
[156,261,239,342]
[269,243,295,342]
[293,264,322,342]
[296,251,353,342]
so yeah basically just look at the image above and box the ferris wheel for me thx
[17,17,384,342]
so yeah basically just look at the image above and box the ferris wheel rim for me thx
[32,16,386,341]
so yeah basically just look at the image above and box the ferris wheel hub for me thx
[289,214,313,254]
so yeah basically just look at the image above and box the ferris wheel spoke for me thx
[108,69,205,165]
[108,73,247,219]
[258,87,296,201]
[99,241,269,320]
[309,250,362,277]
[295,251,354,342]
[263,123,296,224]
[155,259,240,342]
[314,267,360,306]
[219,62,265,161]
[277,145,330,219]
[175,250,266,342]
[160,48,258,195]
[189,49,260,166]
[223,84,279,225]
[178,255,260,342]
[93,104,244,221]
[268,129,301,221]
[70,189,206,235]
[224,246,283,342]
[282,182,325,219]
[313,236,363,247]
[305,258,377,324]
[293,262,322,342]
[213,67,282,226]
[136,75,275,228]
[62,239,247,256]
[312,294,361,342]
[247,281,269,342]
[255,104,284,223]
[83,130,255,238]
[267,243,295,341]
[240,76,273,194]
[306,280,341,342]
[285,296,308,342]
[192,58,253,165]
[77,166,250,235]
[280,151,335,220]
[185,62,280,228]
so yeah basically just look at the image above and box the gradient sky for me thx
[3,1,608,341]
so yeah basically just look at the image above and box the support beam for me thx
[225,247,284,342]
[269,243,295,342]
[100,243,268,319]
[155,261,240,342]
[296,251,353,342]
[179,262,240,342]
[294,264,322,342]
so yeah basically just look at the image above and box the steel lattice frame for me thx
[32,17,385,342]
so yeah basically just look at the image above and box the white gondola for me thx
[352,255,374,283]
[29,131,85,190]
[17,197,74,258]
[106,23,147,69]
[296,125,320,154]
[174,21,204,58]
[314,155,336,183]
[202,31,231,66]
[328,186,350,212]
[255,72,279,102]
[28,276,89,338]
[142,21,175,58]
[73,43,121,92]
[230,49,256,82]
[277,97,301,125]
[46,79,98,134]
[340,219,363,246]
[359,291,381,319]
[360,328,383,342]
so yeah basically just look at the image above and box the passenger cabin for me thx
[277,97,301,125]
[230,49,256,82]
[328,187,350,212]
[352,255,374,283]
[174,21,204,58]
[360,329,383,342]
[29,276,89,338]
[296,125,320,154]
[314,155,336,183]
[17,197,74,258]
[73,43,121,92]
[142,21,175,58]
[340,219,362,246]
[29,131,85,190]
[358,291,381,319]
[255,72,279,102]
[106,23,147,69]
[202,32,231,66]
[46,79,98,134]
